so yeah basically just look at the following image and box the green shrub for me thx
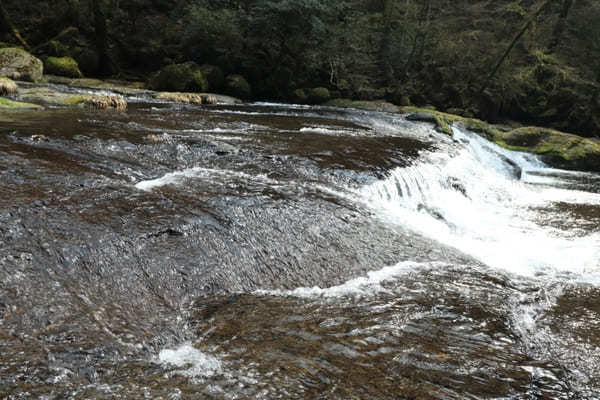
[225,74,251,99]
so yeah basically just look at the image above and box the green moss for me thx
[44,56,83,78]
[398,106,600,172]
[18,87,126,109]
[0,97,41,109]
[491,126,600,171]
[399,106,503,139]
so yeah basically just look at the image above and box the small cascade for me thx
[361,126,600,282]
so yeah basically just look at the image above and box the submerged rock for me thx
[18,87,126,110]
[43,56,83,78]
[0,76,18,95]
[0,47,43,82]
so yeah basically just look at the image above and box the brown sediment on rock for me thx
[155,91,218,105]
[0,76,18,95]
[80,95,127,110]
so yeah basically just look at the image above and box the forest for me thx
[1,0,600,138]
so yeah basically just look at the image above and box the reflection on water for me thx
[0,94,599,398]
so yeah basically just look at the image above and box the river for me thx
[1,88,599,399]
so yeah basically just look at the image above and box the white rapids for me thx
[360,126,600,284]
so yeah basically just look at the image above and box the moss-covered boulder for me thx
[307,87,331,104]
[400,106,600,172]
[0,47,43,82]
[0,76,18,95]
[494,127,600,172]
[199,64,225,91]
[44,56,83,78]
[19,87,126,110]
[225,74,251,99]
[148,62,208,92]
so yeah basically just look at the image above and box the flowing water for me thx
[1,86,600,399]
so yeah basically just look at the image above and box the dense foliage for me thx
[1,0,599,137]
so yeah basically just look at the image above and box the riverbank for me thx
[2,73,599,173]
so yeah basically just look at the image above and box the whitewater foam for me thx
[258,261,434,298]
[360,126,600,283]
[157,344,222,378]
[135,167,277,191]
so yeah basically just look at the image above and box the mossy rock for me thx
[306,87,331,104]
[0,47,43,82]
[400,106,502,138]
[44,56,83,78]
[19,87,126,110]
[0,97,42,109]
[494,127,600,172]
[225,74,251,99]
[148,62,208,92]
[199,64,225,91]
[0,77,18,95]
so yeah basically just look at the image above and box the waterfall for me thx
[361,126,600,282]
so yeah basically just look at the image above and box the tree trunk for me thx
[92,0,111,75]
[378,0,395,85]
[479,0,552,95]
[401,0,431,80]
[0,0,30,50]
[548,0,573,52]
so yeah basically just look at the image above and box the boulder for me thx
[0,47,43,82]
[148,62,208,92]
[44,56,83,78]
[0,76,18,95]
[225,74,251,99]
[19,87,126,110]
[494,127,600,173]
